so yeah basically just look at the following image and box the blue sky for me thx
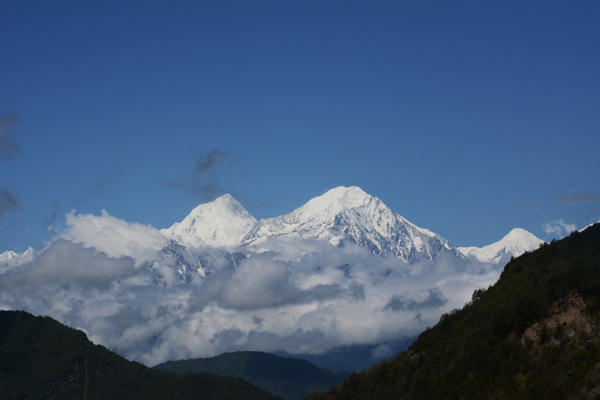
[1,0,599,253]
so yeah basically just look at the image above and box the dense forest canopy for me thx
[0,311,281,400]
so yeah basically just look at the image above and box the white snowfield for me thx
[458,228,544,264]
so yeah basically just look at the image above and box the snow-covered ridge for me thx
[0,247,34,262]
[458,228,544,264]
[161,194,257,249]
[243,186,462,263]
[580,220,600,233]
[0,247,35,272]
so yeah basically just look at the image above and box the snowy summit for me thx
[243,186,462,263]
[161,194,257,249]
[458,228,544,264]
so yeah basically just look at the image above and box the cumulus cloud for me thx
[188,252,343,312]
[0,224,504,367]
[59,209,168,263]
[0,111,19,160]
[0,239,137,292]
[0,189,19,221]
[543,219,577,238]
[557,189,600,205]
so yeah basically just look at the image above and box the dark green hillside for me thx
[0,311,281,400]
[304,223,600,400]
[154,351,350,400]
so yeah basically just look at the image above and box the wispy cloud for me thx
[78,166,124,203]
[557,189,600,205]
[166,149,238,202]
[514,197,541,208]
[43,201,61,237]
[543,219,577,238]
[0,189,19,221]
[0,111,19,160]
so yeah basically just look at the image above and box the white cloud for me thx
[543,219,577,238]
[0,234,503,367]
[60,210,168,263]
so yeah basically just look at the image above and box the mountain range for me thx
[158,186,542,267]
[1,186,545,284]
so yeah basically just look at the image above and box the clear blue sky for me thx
[1,0,599,253]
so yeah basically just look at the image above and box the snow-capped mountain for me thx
[243,186,462,263]
[0,247,35,272]
[458,228,544,264]
[161,194,257,249]
[0,247,34,263]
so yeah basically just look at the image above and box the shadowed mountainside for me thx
[154,351,350,400]
[0,311,281,400]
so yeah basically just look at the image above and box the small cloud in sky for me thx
[557,189,600,205]
[0,189,19,221]
[543,219,577,239]
[0,111,19,160]
[166,149,239,202]
[514,197,541,208]
[78,166,124,203]
[43,201,61,238]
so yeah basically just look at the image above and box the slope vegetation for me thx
[0,311,280,400]
[154,351,350,400]
[304,223,600,400]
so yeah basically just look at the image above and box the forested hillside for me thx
[304,223,600,400]
[154,351,349,400]
[0,311,281,400]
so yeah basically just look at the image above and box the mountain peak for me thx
[243,186,461,263]
[161,195,257,249]
[320,186,369,202]
[458,228,544,264]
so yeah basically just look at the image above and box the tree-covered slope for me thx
[0,311,281,400]
[303,223,600,400]
[154,351,350,400]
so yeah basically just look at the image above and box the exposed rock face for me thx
[522,291,593,346]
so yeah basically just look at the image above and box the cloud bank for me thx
[1,210,504,367]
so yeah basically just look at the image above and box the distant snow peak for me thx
[0,247,35,271]
[161,194,257,249]
[458,228,544,264]
[243,186,461,263]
